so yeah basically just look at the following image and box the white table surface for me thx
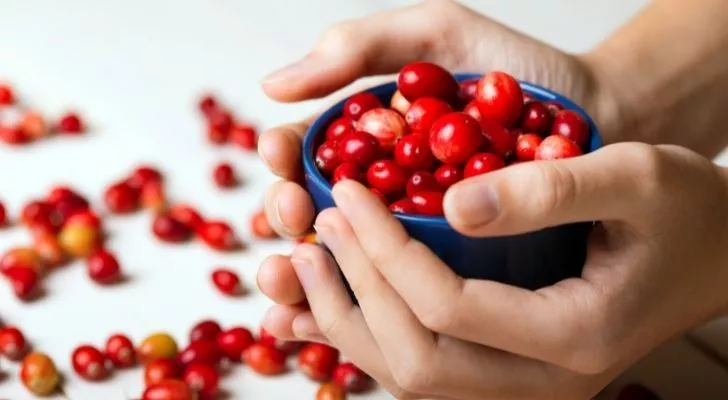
[2,1,728,399]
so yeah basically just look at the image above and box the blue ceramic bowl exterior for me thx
[302,73,602,290]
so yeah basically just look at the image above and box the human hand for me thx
[264,142,728,399]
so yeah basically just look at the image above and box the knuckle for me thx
[559,293,619,374]
[316,307,348,340]
[393,358,433,394]
[617,143,669,197]
[418,301,454,333]
[530,163,578,217]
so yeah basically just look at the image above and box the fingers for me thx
[262,304,309,341]
[263,180,315,237]
[257,254,305,305]
[258,122,309,181]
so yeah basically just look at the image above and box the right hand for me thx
[257,0,620,340]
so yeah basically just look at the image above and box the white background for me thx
[1,1,728,399]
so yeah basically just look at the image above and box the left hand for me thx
[259,142,728,399]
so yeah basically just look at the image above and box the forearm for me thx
[583,0,728,158]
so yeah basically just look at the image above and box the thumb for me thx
[444,143,657,237]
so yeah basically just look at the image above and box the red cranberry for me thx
[394,134,434,171]
[397,62,458,102]
[0,247,44,277]
[337,131,379,168]
[128,165,163,190]
[140,181,166,213]
[475,71,524,127]
[217,327,255,362]
[20,352,60,396]
[515,133,543,161]
[389,198,417,214]
[520,101,553,133]
[212,162,238,188]
[142,379,195,400]
[189,320,222,343]
[411,192,444,216]
[0,84,14,105]
[104,181,138,214]
[169,205,204,231]
[389,90,411,115]
[242,343,287,376]
[86,249,121,284]
[230,124,257,150]
[0,326,27,360]
[20,200,56,228]
[545,101,565,115]
[535,135,583,160]
[0,125,28,144]
[551,110,589,146]
[406,171,441,198]
[523,93,535,103]
[152,214,191,243]
[207,110,232,145]
[145,359,181,386]
[463,101,482,123]
[344,92,382,121]
[64,210,101,230]
[57,112,84,134]
[332,162,363,184]
[433,164,463,189]
[429,112,483,165]
[47,186,77,205]
[316,141,341,175]
[72,345,108,381]
[5,266,39,300]
[325,117,354,142]
[211,268,242,295]
[259,327,301,354]
[178,340,221,367]
[52,194,90,225]
[366,160,407,196]
[458,78,479,103]
[464,153,505,178]
[197,220,239,251]
[356,108,407,150]
[251,210,278,239]
[198,94,218,116]
[316,382,346,400]
[20,111,47,139]
[481,119,516,158]
[105,334,135,368]
[183,363,219,398]
[333,362,370,393]
[404,97,452,133]
[298,343,340,382]
[0,201,7,227]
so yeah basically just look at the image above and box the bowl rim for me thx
[302,73,603,227]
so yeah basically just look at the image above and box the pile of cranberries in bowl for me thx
[312,62,593,217]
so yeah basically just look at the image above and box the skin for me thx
[255,0,728,398]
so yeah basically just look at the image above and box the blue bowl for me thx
[302,73,602,290]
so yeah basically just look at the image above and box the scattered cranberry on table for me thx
[145,359,181,386]
[197,220,240,251]
[20,352,60,396]
[71,344,108,381]
[142,379,196,400]
[189,320,222,343]
[104,181,139,214]
[212,161,239,189]
[0,83,15,105]
[86,249,122,284]
[217,327,255,362]
[169,204,204,231]
[178,340,222,368]
[152,214,192,243]
[0,201,7,227]
[105,333,136,368]
[0,326,28,360]
[242,343,287,376]
[297,343,340,382]
[316,382,347,400]
[332,362,370,393]
[259,326,301,355]
[183,363,219,398]
[138,332,179,364]
[56,112,84,134]
[211,268,243,296]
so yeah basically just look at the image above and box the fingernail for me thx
[274,195,287,231]
[262,57,317,84]
[290,257,315,290]
[447,182,499,226]
[313,223,338,252]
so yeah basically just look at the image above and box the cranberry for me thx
[20,111,47,139]
[5,266,39,300]
[104,181,139,214]
[217,327,255,362]
[33,233,66,268]
[242,343,287,375]
[64,210,101,230]
[316,141,341,175]
[394,134,433,173]
[433,164,462,189]
[481,119,516,158]
[142,379,195,400]
[545,101,565,115]
[20,352,60,396]
[56,112,84,134]
[464,153,505,178]
[404,97,452,133]
[251,210,278,239]
[141,181,166,212]
[138,333,179,364]
[59,223,101,257]
[316,382,346,400]
[520,101,553,133]
[169,204,204,231]
[0,125,28,144]
[0,247,44,276]
[152,214,191,243]
[406,171,441,198]
[211,162,238,189]
[389,198,416,213]
[333,362,370,393]
[105,333,136,367]
[344,92,382,121]
[458,78,479,103]
[337,131,379,168]
[20,200,56,228]
[616,383,661,400]
[211,268,242,296]
[535,135,583,160]
[207,110,232,145]
[178,340,221,367]
[72,345,108,381]
[298,343,340,382]
[551,110,589,146]
[0,84,14,105]
[523,93,535,103]
[47,186,78,205]
[389,90,411,115]
[325,117,354,142]
[366,160,407,196]
[183,363,219,398]
[397,62,458,102]
[197,220,239,251]
[145,359,181,386]
[475,71,524,127]
[259,327,301,354]
[0,326,28,360]
[332,162,363,184]
[230,124,257,150]
[52,194,90,225]
[189,320,222,344]
[515,133,543,161]
[86,249,121,284]
[463,101,482,123]
[198,94,218,116]
[0,201,6,227]
[356,108,407,150]
[411,192,444,216]
[128,165,163,190]
[429,112,483,165]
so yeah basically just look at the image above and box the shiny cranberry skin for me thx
[211,268,242,295]
[434,164,463,189]
[217,327,255,362]
[406,172,441,198]
[189,320,222,343]
[47,186,78,205]
[356,108,407,150]
[169,205,204,231]
[128,165,163,190]
[520,101,553,133]
[389,198,417,214]
[464,153,505,178]
[333,362,370,393]
[475,71,524,127]
[197,221,239,251]
[178,340,221,367]
[535,135,583,160]
[198,94,218,115]
[389,90,411,115]
[142,379,195,400]
[463,101,482,123]
[207,110,232,144]
[52,194,89,225]
[404,97,452,133]
[394,134,434,171]
[366,160,407,196]
[72,345,108,381]
[212,162,238,188]
[105,334,135,368]
[545,101,565,115]
[297,343,340,382]
[0,326,27,360]
[104,181,138,214]
[332,162,363,184]
[183,363,219,398]
[230,124,257,150]
[325,117,354,142]
[64,210,101,230]
[87,249,121,284]
[259,327,301,354]
[429,112,483,165]
[397,62,458,102]
[0,201,7,227]
[153,214,191,243]
[21,200,57,229]
[0,247,44,276]
[5,266,39,300]
[481,119,516,158]
[316,141,341,175]
[56,112,84,134]
[458,78,479,103]
[243,343,287,375]
[317,382,346,400]
[411,192,444,216]
[337,131,380,168]
[344,92,382,121]
[0,125,28,144]
[551,110,589,146]
[616,383,661,400]
[145,359,181,386]
[515,133,543,161]
[0,84,14,105]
